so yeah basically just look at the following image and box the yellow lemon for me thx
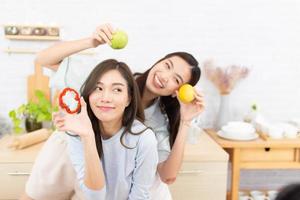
[178,84,195,103]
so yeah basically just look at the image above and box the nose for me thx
[160,72,171,84]
[100,89,112,102]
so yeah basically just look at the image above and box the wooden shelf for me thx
[4,24,60,41]
[5,35,60,41]
[3,47,95,55]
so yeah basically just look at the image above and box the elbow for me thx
[84,181,106,191]
[159,173,177,185]
[158,165,178,185]
[162,176,176,185]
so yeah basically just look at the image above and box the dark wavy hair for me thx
[135,52,201,147]
[80,59,145,158]
[275,183,300,200]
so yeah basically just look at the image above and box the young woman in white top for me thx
[36,23,205,199]
[22,59,158,200]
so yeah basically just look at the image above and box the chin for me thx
[94,113,111,121]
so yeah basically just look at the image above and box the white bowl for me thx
[221,121,255,138]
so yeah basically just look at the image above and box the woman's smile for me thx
[153,73,165,89]
[97,105,115,112]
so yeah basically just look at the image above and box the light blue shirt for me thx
[66,120,158,200]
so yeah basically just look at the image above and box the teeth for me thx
[155,75,163,88]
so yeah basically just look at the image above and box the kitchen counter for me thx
[170,130,229,200]
[0,130,229,200]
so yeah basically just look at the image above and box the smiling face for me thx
[89,69,130,124]
[146,56,192,97]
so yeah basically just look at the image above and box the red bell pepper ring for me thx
[59,87,81,114]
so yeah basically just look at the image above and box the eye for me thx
[95,86,103,91]
[175,78,180,85]
[166,63,171,70]
[113,88,122,93]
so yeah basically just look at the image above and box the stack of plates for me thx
[217,121,258,141]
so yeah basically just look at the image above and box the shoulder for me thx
[145,101,168,125]
[134,120,157,146]
[127,120,157,147]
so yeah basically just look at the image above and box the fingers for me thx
[56,120,65,129]
[53,115,65,127]
[80,97,86,107]
[95,24,114,45]
[52,111,67,130]
[78,97,88,115]
[193,89,204,99]
[193,89,204,102]
[192,90,205,112]
[97,31,112,45]
[106,23,114,34]
[101,23,114,40]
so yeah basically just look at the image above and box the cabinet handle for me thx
[179,170,204,174]
[8,172,30,176]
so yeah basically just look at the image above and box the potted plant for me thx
[9,90,56,133]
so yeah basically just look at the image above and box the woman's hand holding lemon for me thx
[177,84,205,122]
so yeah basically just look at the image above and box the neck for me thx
[142,87,159,108]
[100,118,123,139]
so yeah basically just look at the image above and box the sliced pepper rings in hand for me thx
[59,87,81,114]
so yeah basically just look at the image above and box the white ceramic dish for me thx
[217,130,259,141]
[221,121,255,136]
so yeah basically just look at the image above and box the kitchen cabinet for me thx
[0,135,44,199]
[0,131,229,200]
[170,131,229,200]
[207,129,300,200]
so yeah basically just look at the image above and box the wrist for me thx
[180,119,192,127]
[81,129,95,141]
[83,37,97,48]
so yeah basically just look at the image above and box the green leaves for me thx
[251,103,257,111]
[8,90,54,133]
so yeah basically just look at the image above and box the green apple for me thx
[110,30,128,49]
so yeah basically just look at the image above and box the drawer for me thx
[0,163,33,200]
[169,162,227,200]
[240,148,295,162]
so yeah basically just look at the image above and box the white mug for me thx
[267,190,278,200]
[250,190,269,200]
[267,126,283,139]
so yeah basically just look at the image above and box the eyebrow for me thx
[97,81,126,86]
[168,59,184,83]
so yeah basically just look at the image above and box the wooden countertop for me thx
[0,130,229,163]
[183,131,229,162]
[206,129,300,148]
[0,135,45,163]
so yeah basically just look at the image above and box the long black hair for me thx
[135,52,201,147]
[80,59,145,158]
